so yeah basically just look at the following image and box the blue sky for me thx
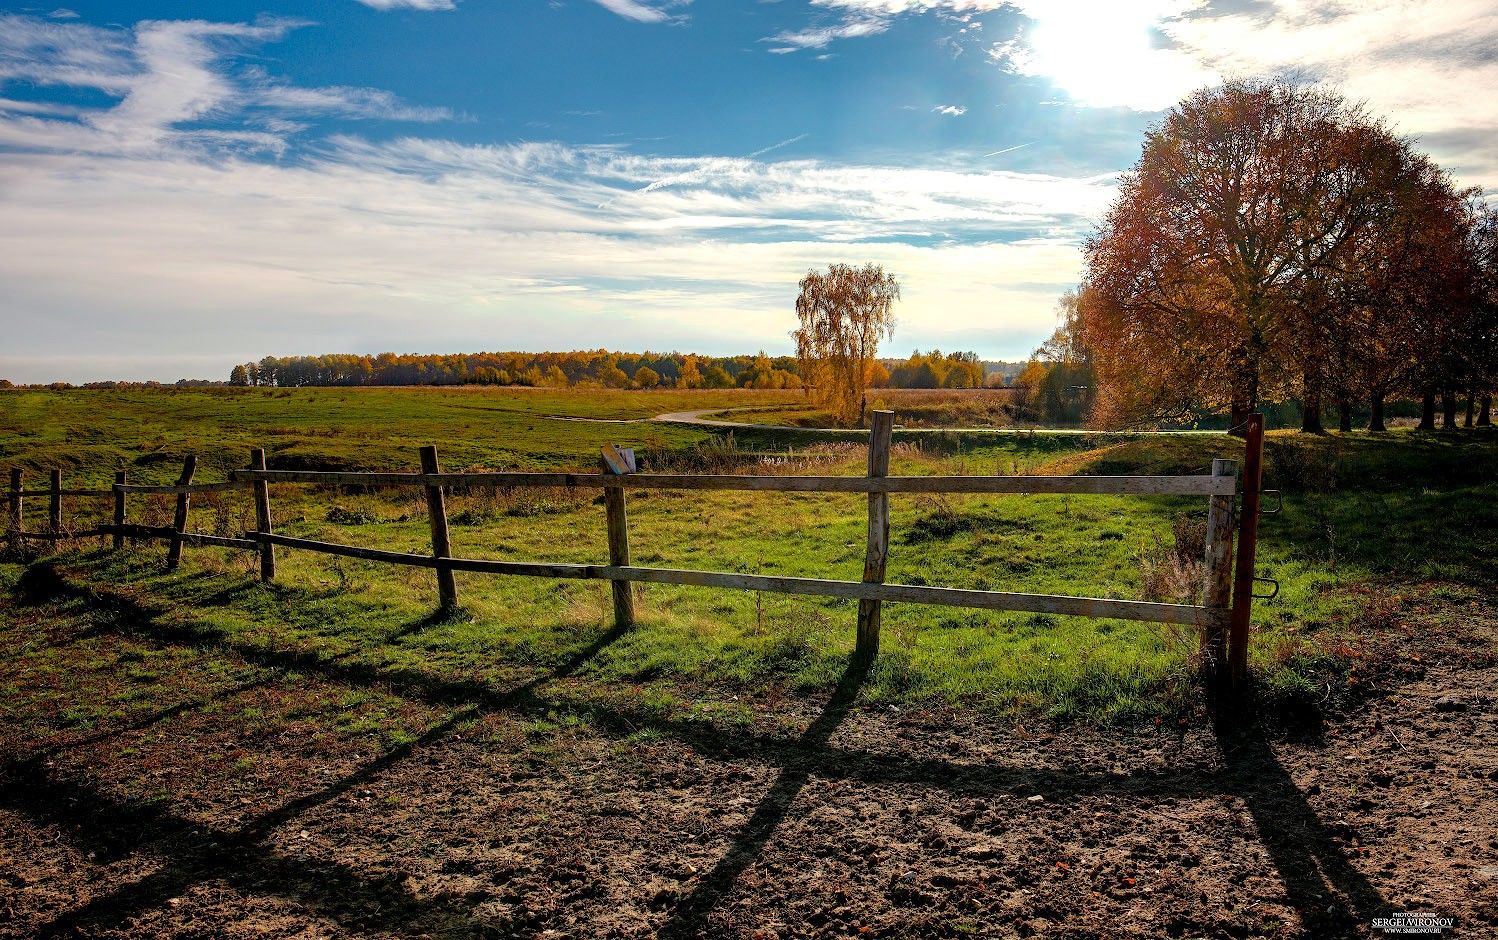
[2,0,1495,383]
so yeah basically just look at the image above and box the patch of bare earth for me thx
[1,582,1494,939]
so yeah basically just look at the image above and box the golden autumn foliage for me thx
[792,263,900,426]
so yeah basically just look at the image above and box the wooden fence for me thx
[3,411,1269,683]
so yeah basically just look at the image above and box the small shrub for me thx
[1136,513,1207,605]
[325,505,377,525]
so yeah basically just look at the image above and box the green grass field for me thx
[4,386,1494,722]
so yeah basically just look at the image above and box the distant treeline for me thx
[0,378,221,391]
[219,350,1026,390]
[0,350,1028,391]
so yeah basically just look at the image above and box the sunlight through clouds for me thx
[991,0,1215,111]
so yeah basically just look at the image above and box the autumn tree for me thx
[792,263,899,426]
[1079,79,1444,432]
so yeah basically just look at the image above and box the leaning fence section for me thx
[3,411,1267,684]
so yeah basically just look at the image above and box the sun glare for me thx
[1009,0,1215,110]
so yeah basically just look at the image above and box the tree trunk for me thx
[1229,400,1250,437]
[1300,376,1324,434]
[1227,343,1258,438]
[1442,391,1457,429]
[1464,393,1475,428]
[1337,398,1352,432]
[1368,391,1386,432]
[1479,395,1493,427]
[1419,393,1436,430]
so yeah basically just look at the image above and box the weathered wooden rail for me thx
[3,412,1268,683]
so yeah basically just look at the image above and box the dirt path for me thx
[0,575,1493,939]
[652,410,1221,434]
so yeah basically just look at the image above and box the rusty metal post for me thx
[1227,414,1265,686]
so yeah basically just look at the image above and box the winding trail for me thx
[651,409,1221,434]
[532,406,1219,434]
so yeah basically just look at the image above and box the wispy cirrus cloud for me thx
[0,13,453,156]
[764,15,890,51]
[352,0,457,11]
[589,0,688,24]
[251,77,456,123]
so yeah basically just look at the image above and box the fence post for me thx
[419,445,458,611]
[166,455,197,570]
[49,468,62,538]
[250,449,275,580]
[601,445,635,630]
[7,468,21,547]
[1202,458,1238,678]
[112,471,127,549]
[856,410,895,661]
[1228,414,1265,686]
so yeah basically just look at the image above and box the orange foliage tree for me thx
[1079,79,1476,432]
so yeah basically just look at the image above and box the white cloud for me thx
[1165,0,1498,186]
[812,0,1008,12]
[0,15,1114,381]
[0,13,139,94]
[352,0,457,11]
[589,0,685,24]
[0,128,1111,380]
[820,0,1498,187]
[933,105,966,116]
[765,16,890,49]
[85,19,294,152]
[253,81,455,122]
[0,15,453,158]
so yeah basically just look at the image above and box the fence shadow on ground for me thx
[1,565,1393,938]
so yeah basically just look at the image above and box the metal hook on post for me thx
[1251,576,1279,601]
[1259,489,1282,515]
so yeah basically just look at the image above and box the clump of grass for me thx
[1136,513,1207,605]
[326,505,378,525]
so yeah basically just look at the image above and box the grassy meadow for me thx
[3,385,1495,723]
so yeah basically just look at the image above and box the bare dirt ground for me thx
[1,570,1494,939]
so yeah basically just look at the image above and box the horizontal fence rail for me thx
[6,411,1265,682]
[255,532,1218,627]
[228,469,1235,497]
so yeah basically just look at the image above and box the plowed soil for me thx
[1,573,1495,939]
